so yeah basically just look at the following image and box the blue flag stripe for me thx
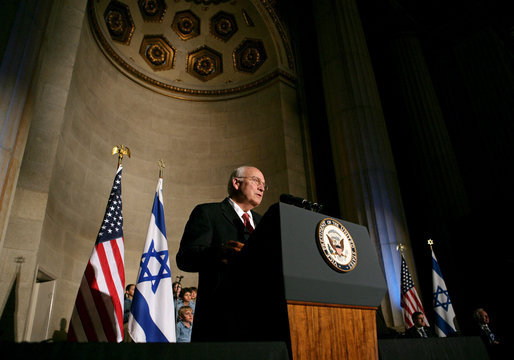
[434,312,456,336]
[432,255,443,279]
[130,288,169,342]
[152,191,166,238]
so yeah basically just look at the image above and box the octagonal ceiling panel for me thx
[138,0,167,22]
[210,11,238,42]
[103,1,135,45]
[88,0,296,100]
[139,34,176,71]
[171,10,201,41]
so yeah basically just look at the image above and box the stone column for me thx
[0,0,52,260]
[312,0,410,327]
[0,0,87,341]
[388,33,469,221]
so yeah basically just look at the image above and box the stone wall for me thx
[0,0,307,340]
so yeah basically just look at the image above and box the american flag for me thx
[68,166,125,342]
[401,254,429,329]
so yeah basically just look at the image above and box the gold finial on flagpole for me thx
[158,159,165,178]
[112,145,131,167]
[396,243,406,253]
[427,238,434,250]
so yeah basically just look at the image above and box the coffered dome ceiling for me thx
[88,0,296,100]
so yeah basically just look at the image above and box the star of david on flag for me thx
[128,177,176,342]
[137,240,172,293]
[432,248,458,337]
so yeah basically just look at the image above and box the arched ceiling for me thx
[88,0,296,100]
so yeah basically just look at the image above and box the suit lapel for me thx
[221,198,259,242]
[250,210,261,227]
[221,198,243,228]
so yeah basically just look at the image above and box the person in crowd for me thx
[123,283,135,342]
[404,311,433,338]
[176,305,194,343]
[123,284,135,323]
[176,165,266,341]
[172,281,182,301]
[190,286,198,304]
[473,308,505,358]
[176,287,195,318]
[473,308,499,345]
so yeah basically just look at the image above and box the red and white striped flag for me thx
[68,166,125,342]
[400,254,429,329]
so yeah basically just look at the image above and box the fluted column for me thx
[0,0,87,340]
[0,0,51,257]
[312,0,410,328]
[389,33,469,221]
[451,29,514,217]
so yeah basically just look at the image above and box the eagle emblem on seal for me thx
[316,218,358,272]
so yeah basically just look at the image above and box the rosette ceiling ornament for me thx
[89,0,296,100]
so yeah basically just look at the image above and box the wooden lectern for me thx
[232,202,387,360]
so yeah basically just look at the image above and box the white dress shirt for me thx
[227,197,255,228]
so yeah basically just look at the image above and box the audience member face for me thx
[126,284,135,299]
[191,289,197,300]
[413,313,425,328]
[182,291,192,303]
[477,310,489,325]
[181,310,194,324]
[174,283,181,295]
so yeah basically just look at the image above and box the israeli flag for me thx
[128,178,176,342]
[432,249,458,337]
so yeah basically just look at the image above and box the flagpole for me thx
[158,159,165,179]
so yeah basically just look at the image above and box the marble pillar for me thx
[388,33,469,221]
[312,0,410,328]
[0,0,87,340]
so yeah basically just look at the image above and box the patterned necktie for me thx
[242,213,254,233]
[419,328,427,338]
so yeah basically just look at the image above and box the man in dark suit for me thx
[404,311,434,338]
[176,166,266,341]
[473,308,504,358]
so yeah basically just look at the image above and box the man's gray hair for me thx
[227,166,249,196]
[473,308,485,321]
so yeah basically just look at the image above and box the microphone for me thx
[280,194,324,213]
[280,194,309,207]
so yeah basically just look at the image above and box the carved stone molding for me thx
[89,0,296,100]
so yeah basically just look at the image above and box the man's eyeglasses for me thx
[237,176,269,191]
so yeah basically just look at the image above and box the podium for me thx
[232,202,387,360]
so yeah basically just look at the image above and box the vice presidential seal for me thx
[316,218,357,272]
